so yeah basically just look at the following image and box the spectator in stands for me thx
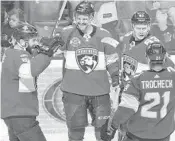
[145,1,175,25]
[2,8,26,48]
[151,9,175,55]
[92,1,119,40]
[8,8,25,28]
[168,7,175,27]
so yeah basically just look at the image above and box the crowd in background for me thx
[1,0,175,56]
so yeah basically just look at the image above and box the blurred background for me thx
[1,0,175,54]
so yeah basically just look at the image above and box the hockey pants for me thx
[62,91,111,141]
[3,116,46,141]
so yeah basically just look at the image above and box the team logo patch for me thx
[123,55,138,76]
[76,48,98,74]
[20,54,29,63]
[70,37,81,48]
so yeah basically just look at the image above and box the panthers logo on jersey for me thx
[76,48,98,74]
[123,54,138,76]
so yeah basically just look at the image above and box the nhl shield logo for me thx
[76,48,98,74]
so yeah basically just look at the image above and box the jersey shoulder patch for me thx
[99,27,110,34]
[144,35,160,46]
[62,25,75,34]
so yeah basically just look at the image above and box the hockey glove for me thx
[36,36,65,57]
[100,119,117,141]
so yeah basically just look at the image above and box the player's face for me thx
[28,37,40,56]
[75,14,93,31]
[28,37,40,48]
[9,15,20,28]
[133,24,150,40]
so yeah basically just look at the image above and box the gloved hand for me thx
[36,36,65,57]
[100,119,117,141]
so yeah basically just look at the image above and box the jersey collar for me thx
[77,25,96,38]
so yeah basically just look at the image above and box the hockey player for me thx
[117,11,175,140]
[1,23,64,141]
[56,1,120,141]
[119,10,174,94]
[101,42,175,141]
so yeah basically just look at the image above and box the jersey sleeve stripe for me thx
[101,37,119,48]
[18,62,36,92]
[19,62,33,78]
[119,93,140,112]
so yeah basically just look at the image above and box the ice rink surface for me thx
[1,119,175,141]
[1,57,175,141]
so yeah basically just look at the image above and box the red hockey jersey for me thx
[113,68,175,139]
[1,48,51,118]
[59,25,119,96]
[121,32,174,82]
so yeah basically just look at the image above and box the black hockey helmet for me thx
[146,42,166,65]
[131,11,151,25]
[12,22,38,41]
[75,1,94,16]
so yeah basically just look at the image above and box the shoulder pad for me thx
[124,31,133,37]
[62,25,75,31]
[132,71,144,79]
[144,36,160,46]
[97,27,111,37]
[101,37,119,48]
[99,27,110,33]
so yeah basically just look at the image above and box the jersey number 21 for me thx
[141,91,170,119]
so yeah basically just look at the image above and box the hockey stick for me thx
[51,0,68,38]
[107,55,125,141]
